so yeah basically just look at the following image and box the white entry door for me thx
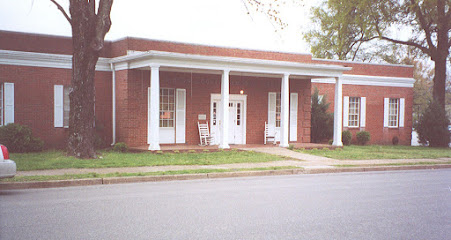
[210,94,247,145]
[228,101,244,144]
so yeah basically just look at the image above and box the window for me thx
[276,93,281,127]
[388,98,399,127]
[54,85,70,128]
[212,102,217,126]
[159,88,175,127]
[237,102,241,125]
[0,84,3,126]
[63,87,70,127]
[348,97,360,127]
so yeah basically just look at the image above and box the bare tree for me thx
[50,0,113,158]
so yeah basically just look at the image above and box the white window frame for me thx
[348,97,360,128]
[276,92,281,128]
[54,85,70,128]
[388,98,399,128]
[63,86,70,128]
[159,88,175,128]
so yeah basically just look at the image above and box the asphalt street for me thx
[1,169,450,240]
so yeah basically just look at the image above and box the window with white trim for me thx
[212,102,217,126]
[0,84,3,126]
[54,85,70,128]
[63,87,70,127]
[348,97,360,127]
[276,92,281,127]
[389,98,399,127]
[159,88,175,127]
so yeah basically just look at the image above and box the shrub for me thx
[112,142,128,152]
[0,123,44,152]
[356,131,370,145]
[392,136,399,145]
[342,130,352,146]
[288,144,294,150]
[311,88,334,143]
[416,101,450,147]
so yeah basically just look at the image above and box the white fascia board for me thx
[111,50,351,77]
[0,50,111,71]
[312,74,415,88]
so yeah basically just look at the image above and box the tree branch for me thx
[409,0,436,53]
[50,0,71,25]
[90,0,113,51]
[379,35,431,56]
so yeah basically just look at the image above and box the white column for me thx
[219,69,230,149]
[148,65,160,150]
[332,77,343,146]
[280,74,290,147]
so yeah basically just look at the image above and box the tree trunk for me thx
[432,0,449,109]
[433,56,447,108]
[66,1,99,158]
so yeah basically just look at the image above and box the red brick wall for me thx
[110,37,313,62]
[116,70,311,147]
[312,59,413,78]
[0,31,111,57]
[312,83,413,145]
[0,65,112,149]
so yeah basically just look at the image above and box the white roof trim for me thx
[0,50,111,71]
[111,50,351,78]
[0,50,413,86]
[312,74,415,88]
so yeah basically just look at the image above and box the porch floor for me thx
[130,143,340,152]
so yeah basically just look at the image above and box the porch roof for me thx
[110,50,352,78]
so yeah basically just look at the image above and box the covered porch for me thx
[110,51,350,150]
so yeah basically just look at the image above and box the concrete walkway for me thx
[239,146,451,167]
[15,146,451,177]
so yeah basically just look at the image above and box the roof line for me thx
[111,36,313,57]
[312,57,414,68]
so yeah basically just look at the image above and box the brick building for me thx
[0,31,414,149]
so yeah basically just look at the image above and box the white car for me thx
[0,144,16,178]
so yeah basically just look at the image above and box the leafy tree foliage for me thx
[50,0,113,158]
[305,0,451,109]
[311,88,334,143]
[416,100,450,147]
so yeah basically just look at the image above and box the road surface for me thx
[1,169,450,239]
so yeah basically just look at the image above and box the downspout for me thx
[110,63,116,146]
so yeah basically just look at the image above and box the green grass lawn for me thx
[11,150,287,171]
[298,145,451,160]
[0,166,301,182]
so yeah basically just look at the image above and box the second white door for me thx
[228,101,244,144]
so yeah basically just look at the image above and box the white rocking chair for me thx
[264,121,277,145]
[198,121,213,146]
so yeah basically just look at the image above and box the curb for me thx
[1,164,450,190]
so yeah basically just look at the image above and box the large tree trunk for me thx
[65,0,112,158]
[433,57,447,108]
[432,1,449,109]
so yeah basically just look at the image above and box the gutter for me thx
[110,63,116,146]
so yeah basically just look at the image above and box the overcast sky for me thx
[0,0,318,54]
